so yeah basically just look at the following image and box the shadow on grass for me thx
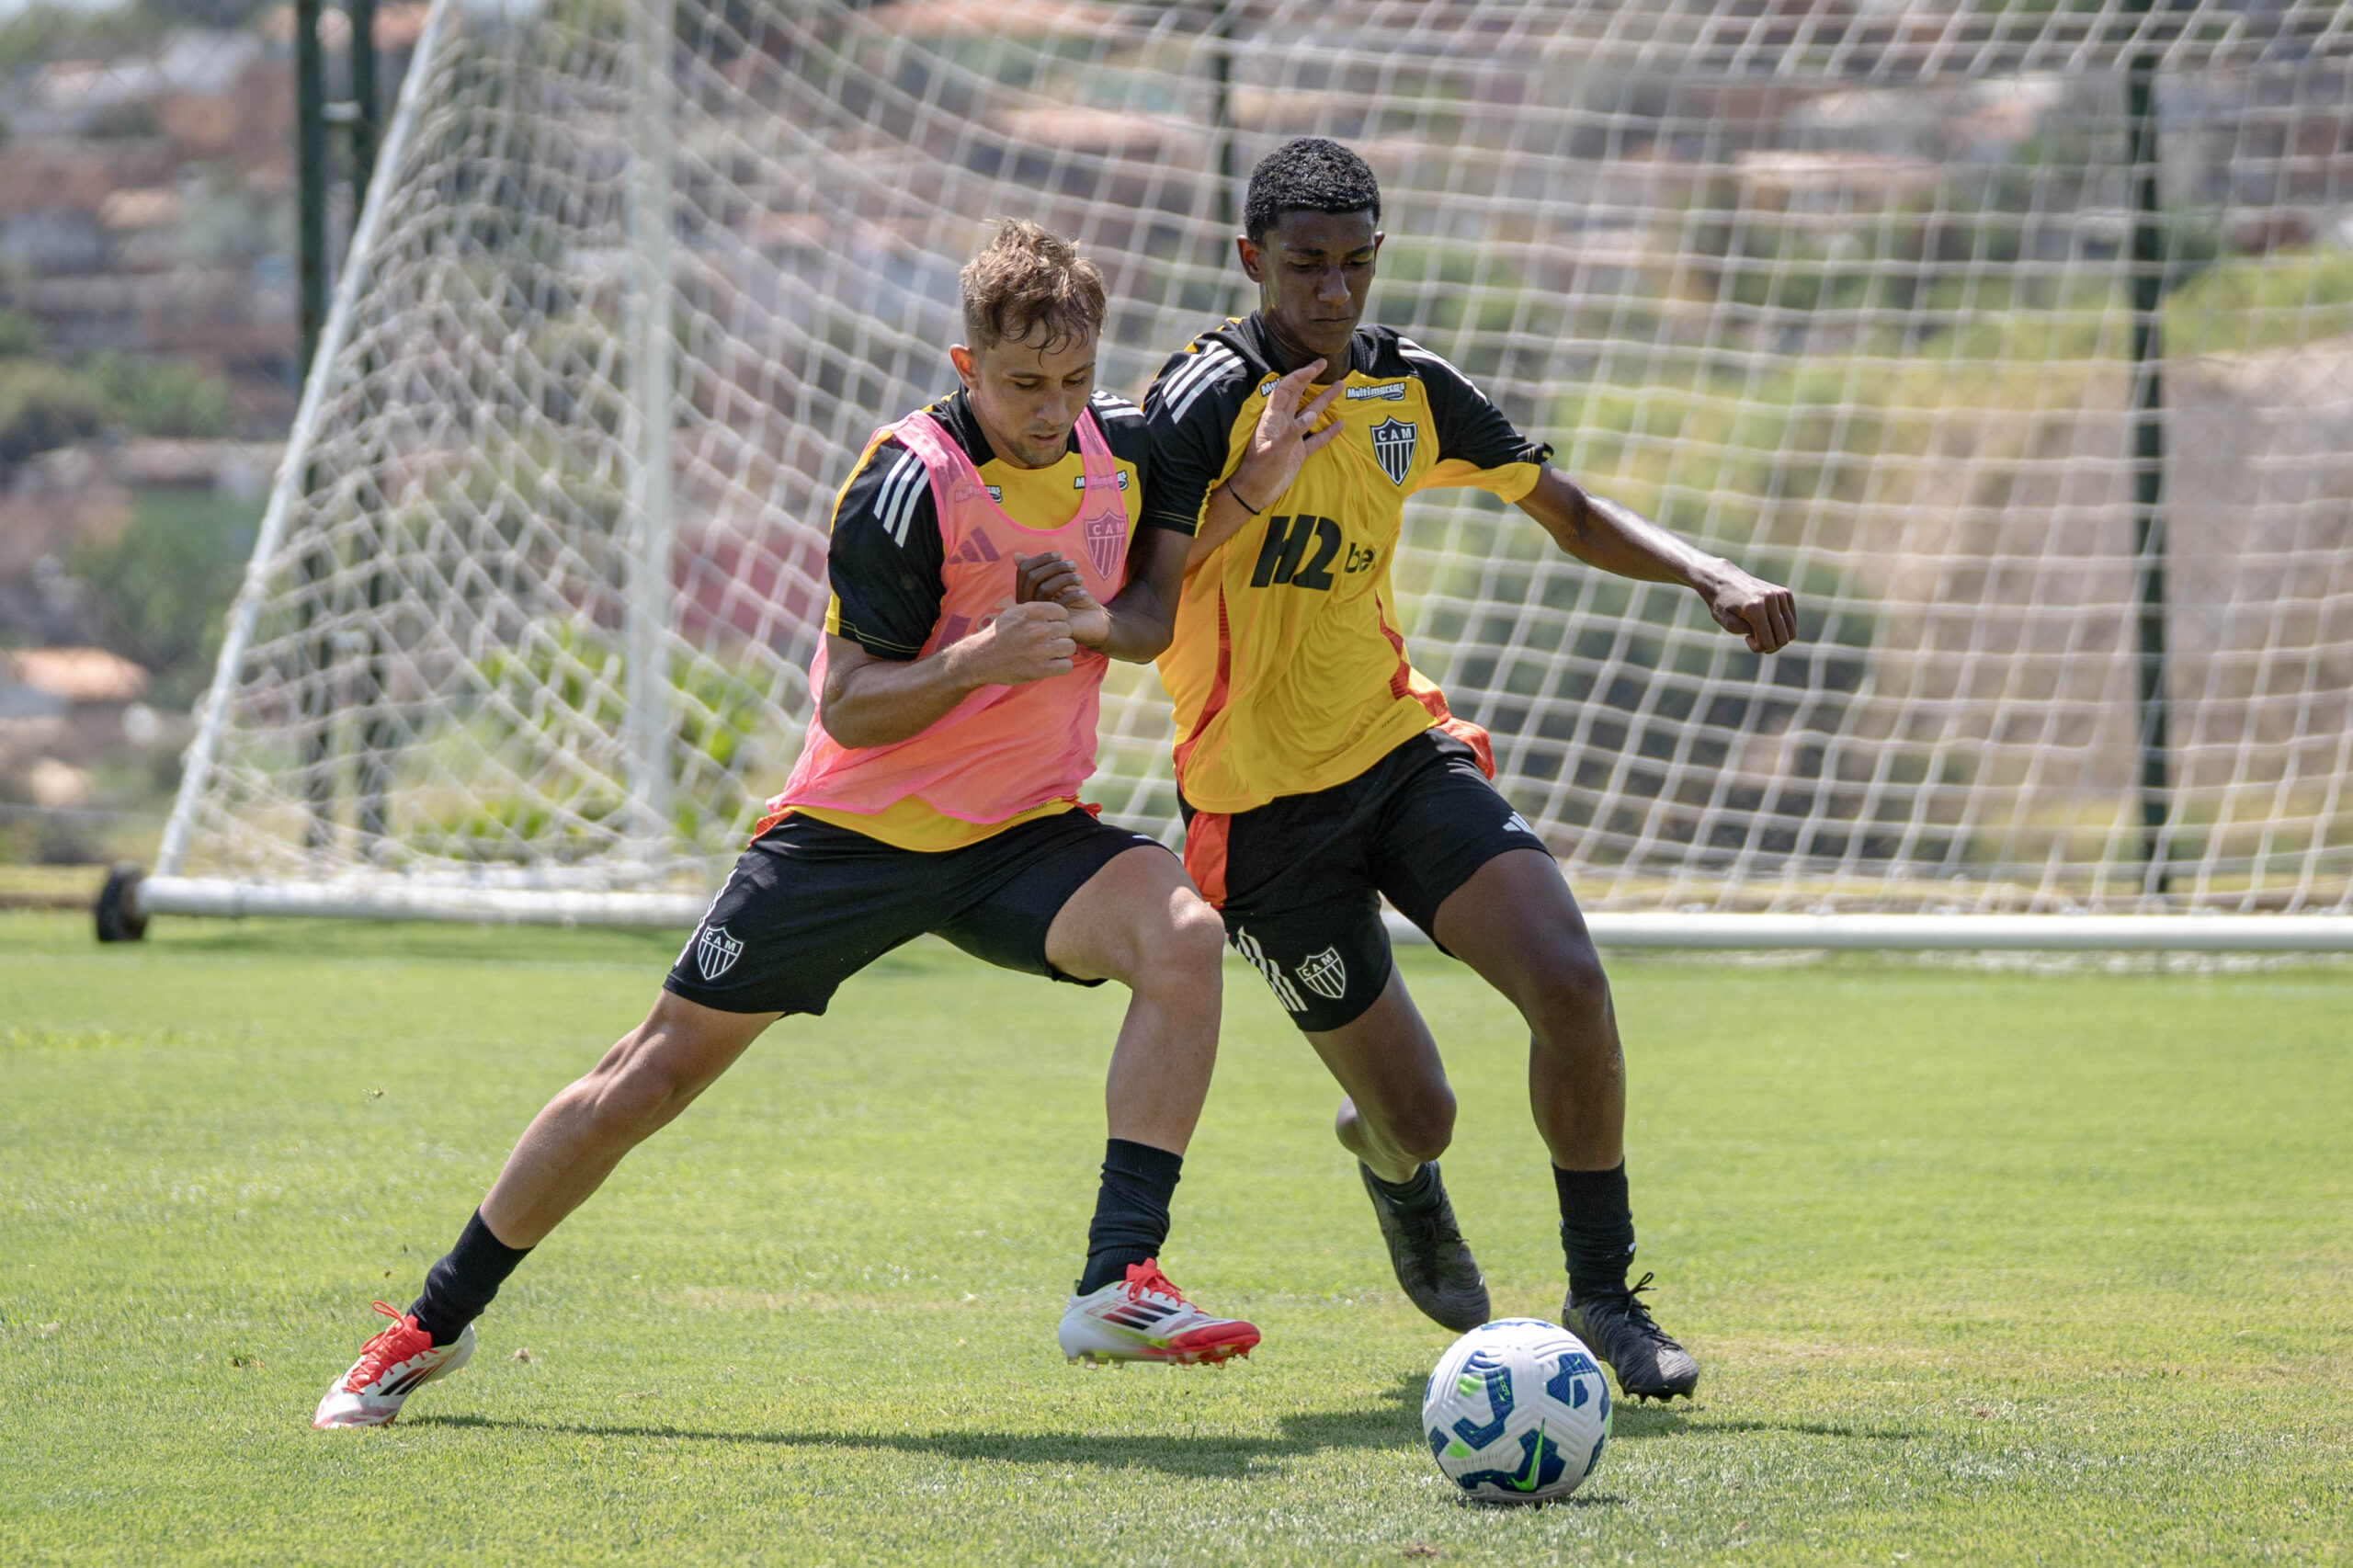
[408,1379,1913,1475]
[1612,1405,1916,1442]
[409,1375,1428,1479]
[1452,1493,1625,1512]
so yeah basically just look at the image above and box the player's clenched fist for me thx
[1702,566,1799,655]
[1014,551,1111,649]
[1225,358,1348,513]
[949,599,1078,686]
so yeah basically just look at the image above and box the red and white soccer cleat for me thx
[1058,1259,1260,1367]
[312,1301,475,1428]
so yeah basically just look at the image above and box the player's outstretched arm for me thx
[818,605,1077,748]
[1515,468,1799,654]
[1013,529,1189,664]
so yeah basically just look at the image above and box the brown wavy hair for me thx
[960,220,1107,353]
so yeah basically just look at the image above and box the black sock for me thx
[409,1210,533,1346]
[1554,1162,1636,1301]
[1366,1161,1439,1206]
[1076,1139,1183,1295]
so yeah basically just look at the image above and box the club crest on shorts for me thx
[1084,506,1127,579]
[1370,417,1417,486]
[694,923,744,982]
[1297,946,1349,1002]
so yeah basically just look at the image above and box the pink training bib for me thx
[758,406,1130,835]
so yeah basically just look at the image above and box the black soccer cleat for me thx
[1359,1161,1491,1333]
[1564,1270,1699,1403]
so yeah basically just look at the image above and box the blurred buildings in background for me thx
[0,0,418,864]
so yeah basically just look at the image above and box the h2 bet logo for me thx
[1249,515,1377,591]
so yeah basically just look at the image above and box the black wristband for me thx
[1225,480,1267,516]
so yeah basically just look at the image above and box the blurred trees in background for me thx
[0,0,282,74]
[0,310,235,460]
[0,311,259,700]
[0,301,262,862]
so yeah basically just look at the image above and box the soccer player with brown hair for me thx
[1141,139,1799,1402]
[313,222,1257,1428]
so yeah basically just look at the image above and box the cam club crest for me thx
[694,923,744,982]
[1370,417,1417,486]
[1297,946,1349,1002]
[1084,506,1127,579]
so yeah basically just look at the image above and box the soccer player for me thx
[1140,140,1798,1402]
[313,222,1257,1428]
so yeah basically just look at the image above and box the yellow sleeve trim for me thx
[1414,458,1543,505]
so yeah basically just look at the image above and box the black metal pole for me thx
[295,0,329,377]
[293,0,335,849]
[1211,5,1236,233]
[347,0,380,213]
[344,0,388,846]
[2124,21,2170,897]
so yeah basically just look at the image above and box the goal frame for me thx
[120,0,2353,954]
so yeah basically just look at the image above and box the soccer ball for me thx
[1421,1318,1612,1505]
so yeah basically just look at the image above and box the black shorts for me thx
[664,808,1167,1017]
[1180,731,1547,1033]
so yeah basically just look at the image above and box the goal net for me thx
[148,0,2353,940]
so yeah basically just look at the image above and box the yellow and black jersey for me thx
[1141,312,1552,815]
[808,387,1163,851]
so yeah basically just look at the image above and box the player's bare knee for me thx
[1167,894,1227,983]
[581,1033,699,1140]
[1129,893,1225,1004]
[1523,941,1613,1042]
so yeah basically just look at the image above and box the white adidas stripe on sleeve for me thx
[873,449,926,547]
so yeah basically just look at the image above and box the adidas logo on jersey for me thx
[947,531,1002,565]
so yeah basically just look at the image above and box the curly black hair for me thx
[1242,137,1381,244]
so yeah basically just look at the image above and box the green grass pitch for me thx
[2,909,2347,1565]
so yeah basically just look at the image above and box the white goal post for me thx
[130,0,2353,950]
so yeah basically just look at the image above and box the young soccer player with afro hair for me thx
[1139,137,1800,1400]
